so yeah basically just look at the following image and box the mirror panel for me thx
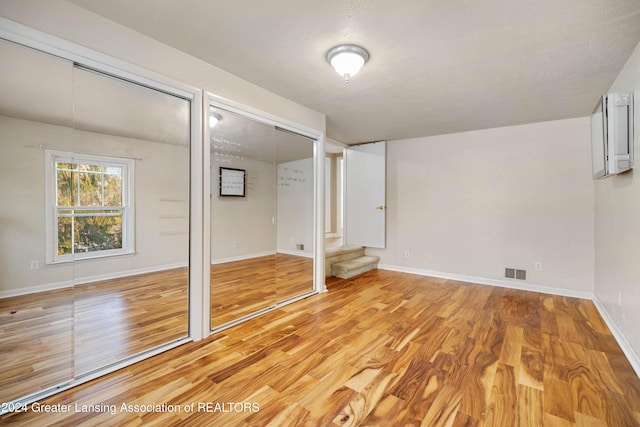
[71,67,190,375]
[0,38,191,403]
[209,107,315,330]
[275,129,314,302]
[0,38,75,402]
[210,107,278,329]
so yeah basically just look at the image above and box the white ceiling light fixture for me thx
[326,44,369,83]
[209,112,222,128]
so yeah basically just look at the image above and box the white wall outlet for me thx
[30,260,39,270]
[534,262,543,271]
[404,250,410,258]
[234,241,238,248]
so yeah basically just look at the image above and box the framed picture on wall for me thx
[219,167,246,197]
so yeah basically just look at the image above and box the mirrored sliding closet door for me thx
[0,38,190,404]
[69,65,190,376]
[209,105,316,330]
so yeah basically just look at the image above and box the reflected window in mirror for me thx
[45,150,134,263]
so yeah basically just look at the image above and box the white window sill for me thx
[46,250,136,265]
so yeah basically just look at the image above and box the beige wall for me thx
[369,117,595,294]
[594,40,640,357]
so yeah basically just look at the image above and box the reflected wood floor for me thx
[0,268,188,403]
[3,269,640,426]
[211,254,313,329]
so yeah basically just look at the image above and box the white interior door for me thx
[344,141,386,248]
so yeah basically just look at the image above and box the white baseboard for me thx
[211,251,276,265]
[378,264,594,300]
[211,250,313,265]
[0,262,188,299]
[592,296,640,379]
[0,279,74,299]
[73,262,188,286]
[277,249,314,259]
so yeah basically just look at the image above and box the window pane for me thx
[78,163,104,173]
[79,171,102,206]
[57,215,73,255]
[54,157,128,257]
[74,214,123,253]
[104,170,123,206]
[57,169,77,206]
[57,162,76,170]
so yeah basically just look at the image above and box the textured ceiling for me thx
[68,0,640,144]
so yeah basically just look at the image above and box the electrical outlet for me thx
[534,262,542,271]
[234,241,238,248]
[404,250,410,258]
[30,260,39,270]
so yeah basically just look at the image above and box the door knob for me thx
[376,205,385,211]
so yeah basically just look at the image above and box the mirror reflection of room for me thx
[209,107,314,330]
[0,39,190,403]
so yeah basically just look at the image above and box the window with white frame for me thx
[46,150,134,263]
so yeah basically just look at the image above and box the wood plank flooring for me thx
[3,269,640,426]
[211,253,313,329]
[0,268,189,403]
[1,254,312,405]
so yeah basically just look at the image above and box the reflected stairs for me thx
[325,245,380,279]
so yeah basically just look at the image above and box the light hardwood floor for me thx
[0,267,189,403]
[211,253,314,329]
[1,254,312,405]
[3,268,640,426]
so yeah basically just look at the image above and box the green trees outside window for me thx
[54,160,126,256]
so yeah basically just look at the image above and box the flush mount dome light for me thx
[209,112,222,128]
[326,44,369,83]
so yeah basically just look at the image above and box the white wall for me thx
[210,158,276,262]
[0,115,189,295]
[210,156,315,262]
[277,157,314,255]
[594,40,640,359]
[368,117,595,294]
